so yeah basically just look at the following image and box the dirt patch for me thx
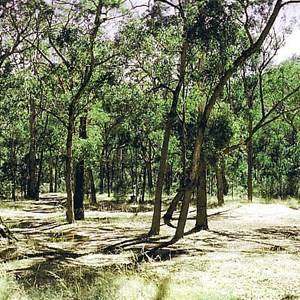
[1,199,300,299]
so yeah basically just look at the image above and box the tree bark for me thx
[54,156,60,192]
[247,95,254,202]
[73,115,87,220]
[147,140,153,191]
[66,111,75,224]
[247,138,253,202]
[149,41,189,236]
[49,154,54,193]
[99,149,105,194]
[195,153,208,230]
[163,188,185,226]
[175,122,204,239]
[149,118,173,235]
[88,167,97,204]
[27,95,37,199]
[10,140,17,201]
[216,161,225,206]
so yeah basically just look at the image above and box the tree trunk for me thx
[247,138,253,202]
[27,96,37,199]
[66,112,75,224]
[10,140,17,201]
[99,149,105,194]
[73,115,87,220]
[247,95,254,202]
[88,167,97,204]
[163,188,184,225]
[54,156,60,193]
[149,118,173,235]
[141,166,147,203]
[147,140,153,191]
[175,124,204,239]
[49,155,54,193]
[36,114,48,200]
[216,161,225,206]
[149,40,189,236]
[36,147,44,200]
[165,163,172,195]
[195,153,208,230]
[104,128,111,197]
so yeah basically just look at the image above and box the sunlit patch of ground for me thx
[1,195,300,299]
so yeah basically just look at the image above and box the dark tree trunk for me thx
[247,138,253,202]
[247,94,254,202]
[104,128,111,197]
[36,115,48,200]
[147,140,153,191]
[27,96,37,199]
[73,116,87,220]
[49,155,54,193]
[163,188,184,226]
[88,168,97,204]
[54,157,60,193]
[74,160,85,219]
[195,153,208,230]
[164,163,172,196]
[36,148,44,200]
[141,166,147,203]
[66,111,75,224]
[99,149,105,194]
[10,140,17,201]
[216,162,225,206]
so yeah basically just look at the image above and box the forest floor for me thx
[1,195,300,300]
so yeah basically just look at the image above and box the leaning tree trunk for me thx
[163,188,185,226]
[149,116,173,235]
[149,41,188,236]
[175,121,205,239]
[195,153,208,230]
[73,115,87,220]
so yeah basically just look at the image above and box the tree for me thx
[28,0,123,223]
[174,0,300,239]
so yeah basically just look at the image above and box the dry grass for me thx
[1,195,300,299]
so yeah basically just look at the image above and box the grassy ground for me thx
[1,195,300,300]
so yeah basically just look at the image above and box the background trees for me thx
[0,0,299,235]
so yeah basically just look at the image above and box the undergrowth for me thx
[0,264,242,300]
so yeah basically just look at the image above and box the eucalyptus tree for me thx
[27,0,125,222]
[153,0,300,239]
[251,59,300,198]
[222,58,300,200]
[0,71,29,200]
[114,4,194,224]
[0,1,46,201]
[135,0,200,235]
[0,0,41,68]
